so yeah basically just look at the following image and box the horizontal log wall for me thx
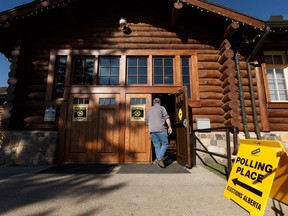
[3,3,263,132]
[6,7,221,131]
[268,105,288,131]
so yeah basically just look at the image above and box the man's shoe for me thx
[155,157,165,168]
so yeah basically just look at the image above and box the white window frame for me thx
[264,51,288,102]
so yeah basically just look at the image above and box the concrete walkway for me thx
[0,164,287,216]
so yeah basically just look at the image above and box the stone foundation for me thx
[239,132,288,151]
[195,131,288,166]
[0,130,287,167]
[0,131,58,166]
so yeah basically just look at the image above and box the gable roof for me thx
[0,0,265,30]
[0,0,72,24]
[0,0,268,61]
[184,0,265,29]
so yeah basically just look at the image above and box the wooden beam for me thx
[255,65,270,131]
[222,22,240,40]
[219,67,237,81]
[223,109,240,120]
[218,48,234,64]
[222,92,238,103]
[219,39,231,55]
[171,2,183,28]
[218,59,235,73]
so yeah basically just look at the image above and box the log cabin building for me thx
[0,0,287,166]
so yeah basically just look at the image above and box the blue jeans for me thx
[150,131,169,159]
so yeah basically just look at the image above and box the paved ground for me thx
[0,164,287,216]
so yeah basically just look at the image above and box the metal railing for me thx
[191,126,239,179]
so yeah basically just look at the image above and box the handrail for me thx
[191,126,239,179]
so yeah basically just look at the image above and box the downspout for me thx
[246,26,270,139]
[235,51,250,138]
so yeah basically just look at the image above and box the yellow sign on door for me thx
[178,108,183,121]
[224,139,284,216]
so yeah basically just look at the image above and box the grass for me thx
[200,162,229,180]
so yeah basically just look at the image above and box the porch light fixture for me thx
[119,17,131,34]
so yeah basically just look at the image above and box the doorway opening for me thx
[151,93,177,164]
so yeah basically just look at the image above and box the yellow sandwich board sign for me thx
[224,139,285,216]
[269,145,288,205]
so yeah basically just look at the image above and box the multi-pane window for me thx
[264,53,288,101]
[127,57,148,84]
[51,51,197,91]
[73,98,89,104]
[54,56,67,98]
[98,57,120,85]
[153,57,174,84]
[72,57,94,85]
[130,98,146,105]
[181,57,191,98]
[99,98,116,105]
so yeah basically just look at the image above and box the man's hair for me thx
[153,98,161,105]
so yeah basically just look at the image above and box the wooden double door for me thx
[64,93,151,163]
[63,90,191,167]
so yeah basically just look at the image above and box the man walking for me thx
[145,98,172,168]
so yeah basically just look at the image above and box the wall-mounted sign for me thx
[44,107,56,122]
[73,105,88,121]
[130,105,145,121]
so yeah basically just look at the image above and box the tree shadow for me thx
[0,164,126,216]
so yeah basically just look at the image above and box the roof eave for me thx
[267,21,288,29]
[181,0,265,30]
[0,0,75,24]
